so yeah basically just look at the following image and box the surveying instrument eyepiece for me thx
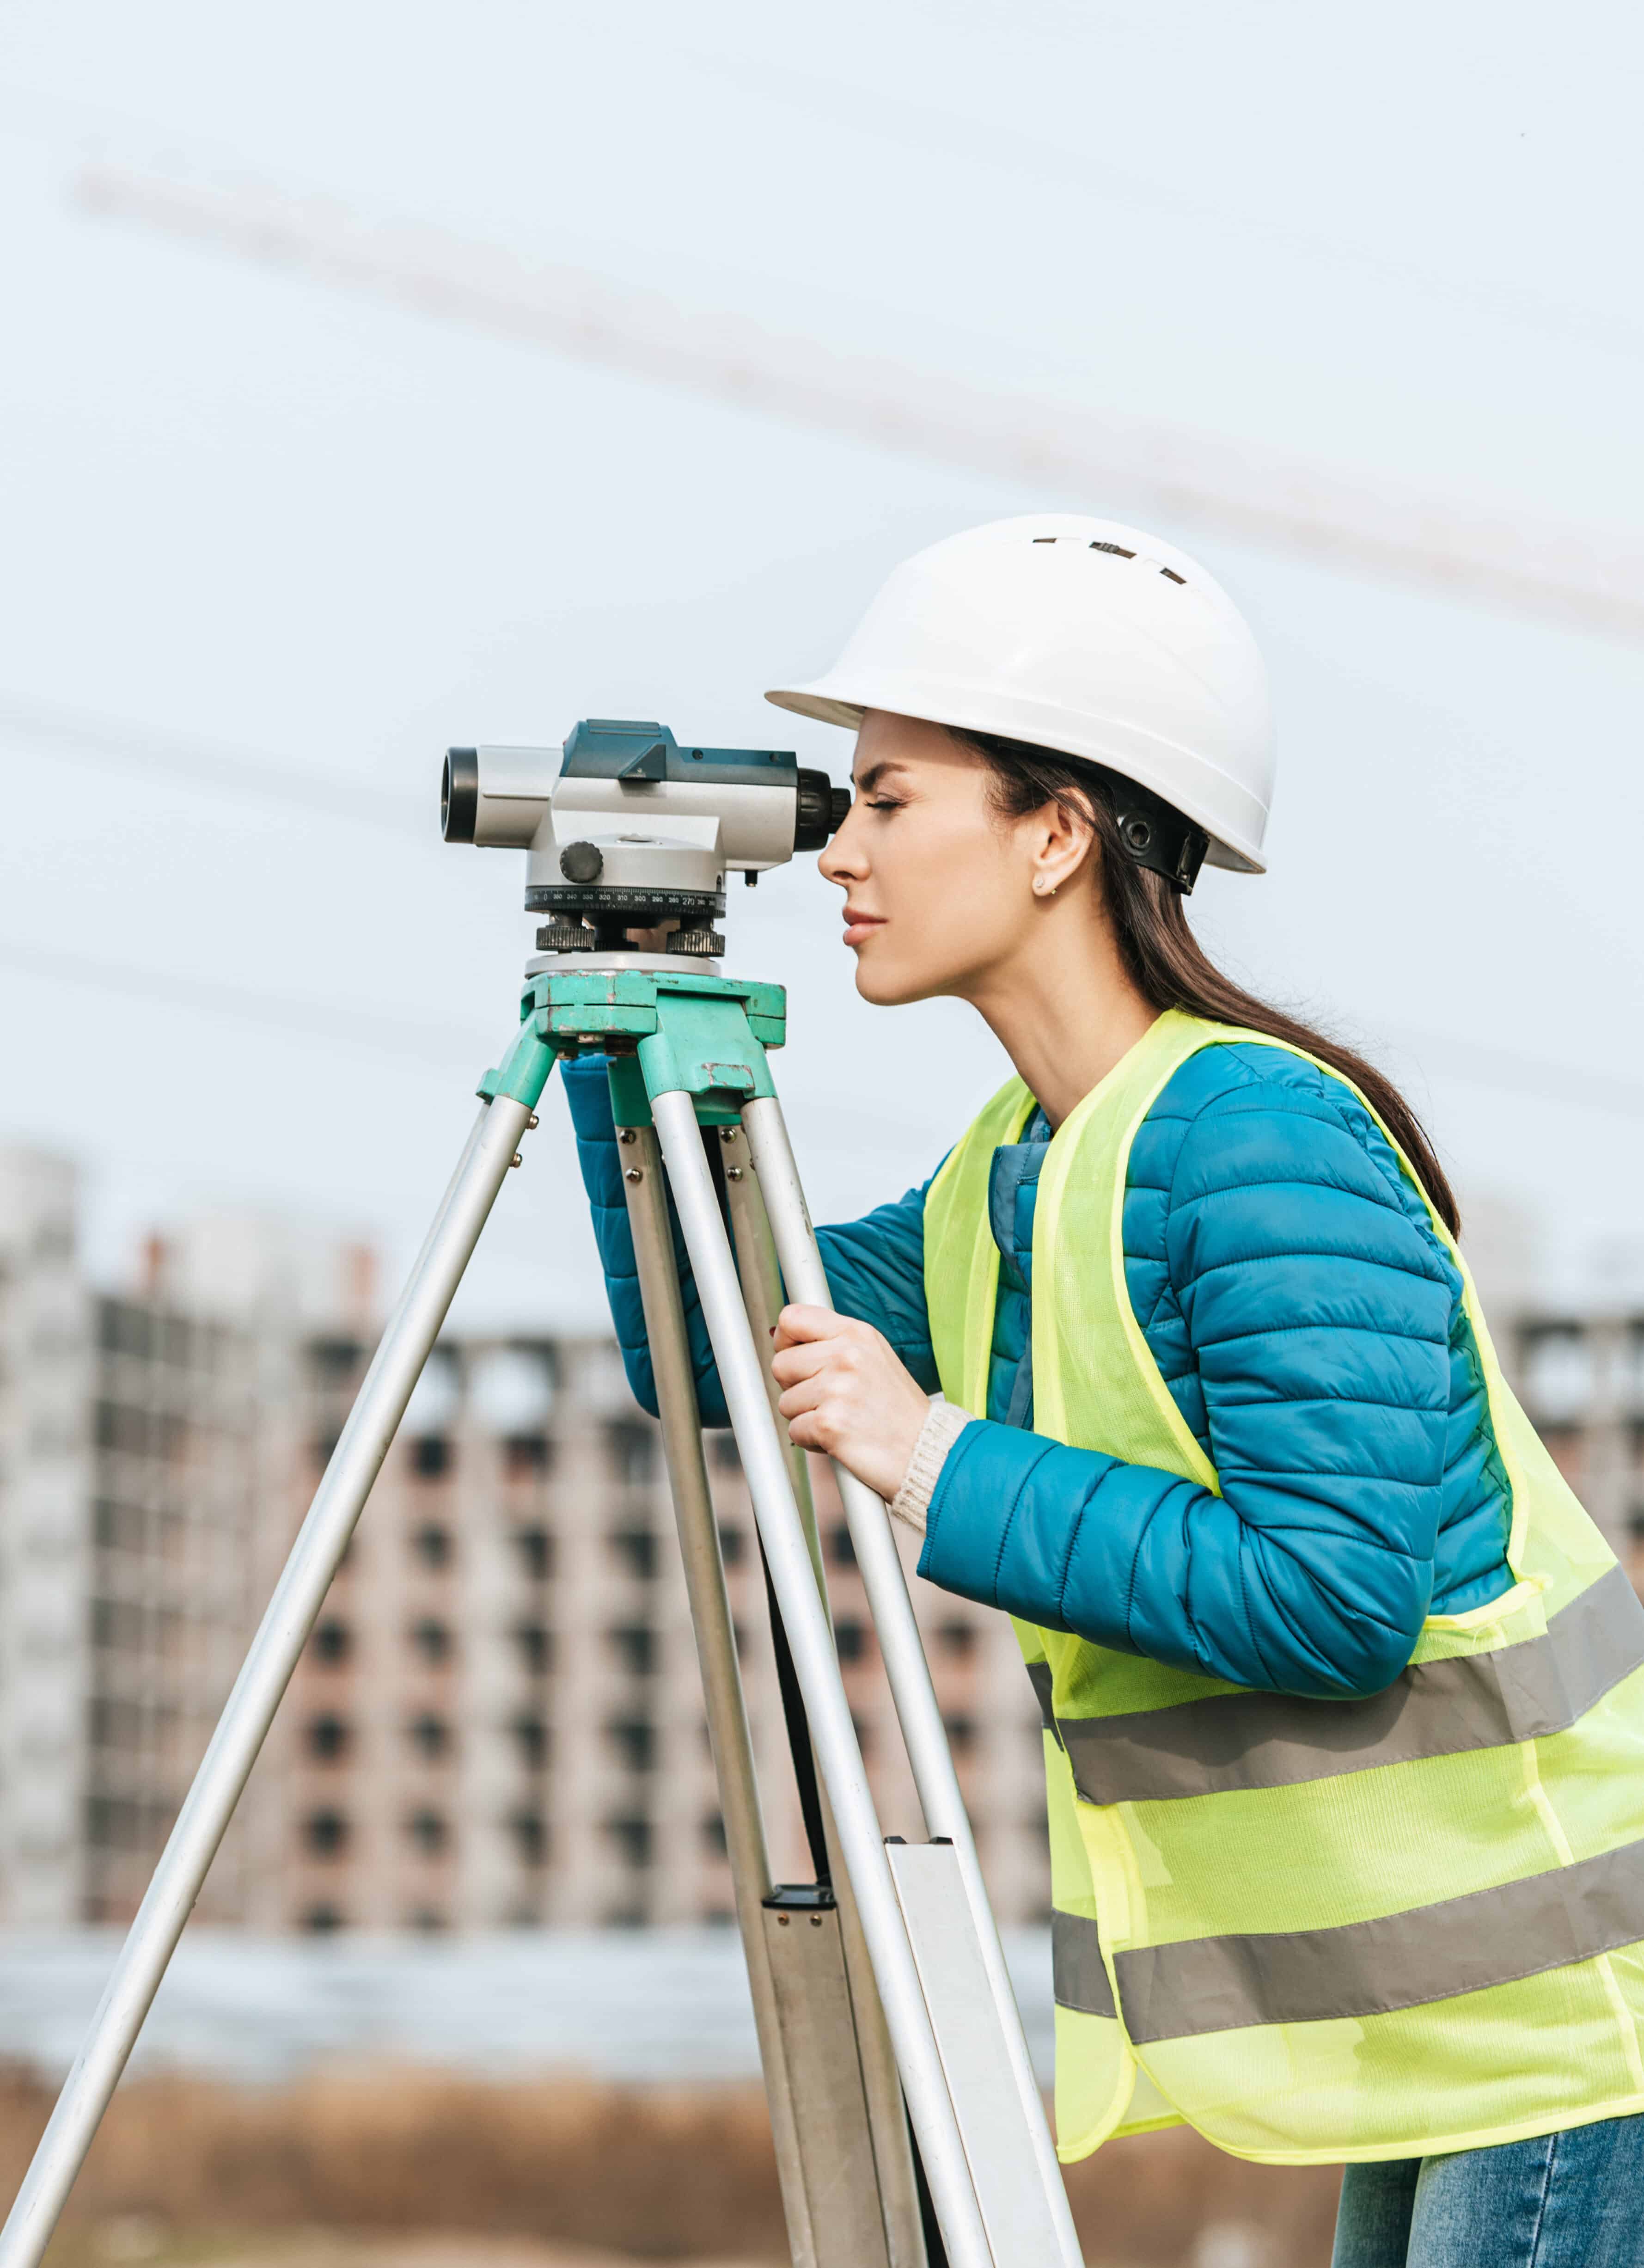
[1,708,1083,2268]
[440,717,851,959]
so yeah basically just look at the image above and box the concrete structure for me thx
[0,1149,93,1924]
[276,1332,1047,1931]
[1509,1313,1644,1573]
[0,1145,1048,1931]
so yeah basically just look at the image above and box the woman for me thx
[567,515,1644,2268]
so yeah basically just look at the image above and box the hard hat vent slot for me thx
[1160,568,1186,584]
[1032,536,1057,544]
[1089,541,1137,558]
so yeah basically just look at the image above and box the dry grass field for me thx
[0,2067,1340,2268]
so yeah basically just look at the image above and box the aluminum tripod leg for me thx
[617,1121,918,2268]
[742,1097,1085,2268]
[649,1087,994,2268]
[0,1087,541,2268]
[719,1140,925,2265]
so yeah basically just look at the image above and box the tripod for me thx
[0,958,1084,2268]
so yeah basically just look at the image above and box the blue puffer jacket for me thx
[563,1040,1513,1701]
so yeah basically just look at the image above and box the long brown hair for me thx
[953,727,1461,1237]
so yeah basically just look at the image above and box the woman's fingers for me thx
[776,1372,828,1420]
[770,1337,833,1389]
[771,1301,850,1354]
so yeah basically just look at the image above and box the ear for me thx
[1027,793,1099,901]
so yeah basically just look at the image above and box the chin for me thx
[853,960,936,1009]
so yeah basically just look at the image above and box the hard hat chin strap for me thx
[1085,763,1210,895]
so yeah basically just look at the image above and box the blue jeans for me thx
[1332,2114,1644,2267]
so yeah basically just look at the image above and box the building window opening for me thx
[717,1521,745,1566]
[408,1713,452,1761]
[935,1620,978,1660]
[312,1618,352,1666]
[513,1526,553,1581]
[410,1618,453,1667]
[509,1810,547,1867]
[608,1529,658,1580]
[408,1907,449,1932]
[605,1815,652,1869]
[304,1809,349,1858]
[827,1522,856,1567]
[310,1337,365,1385]
[306,1714,351,1762]
[410,1435,453,1481]
[606,1624,656,1677]
[942,1713,977,1755]
[701,1812,727,1857]
[412,1523,453,1569]
[834,1617,868,1663]
[301,1904,345,1933]
[514,1622,553,1675]
[504,1433,554,1479]
[606,1421,658,1484]
[606,1717,654,1772]
[511,1715,548,1769]
[406,1809,449,1856]
[711,1434,741,1472]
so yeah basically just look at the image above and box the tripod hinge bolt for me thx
[625,1167,643,1183]
[726,1166,744,1181]
[527,1114,539,1130]
[510,1153,523,1168]
[619,1128,638,1144]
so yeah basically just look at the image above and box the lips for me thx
[842,907,885,948]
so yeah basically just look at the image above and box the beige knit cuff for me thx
[888,1398,974,1536]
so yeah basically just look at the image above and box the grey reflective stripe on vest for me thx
[1055,1563,1644,1806]
[1116,1833,1644,2044]
[1026,1660,1064,1751]
[1052,1910,1115,2017]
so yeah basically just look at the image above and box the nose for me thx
[819,797,867,888]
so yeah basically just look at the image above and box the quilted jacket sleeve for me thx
[562,1053,940,1426]
[917,1057,1461,1698]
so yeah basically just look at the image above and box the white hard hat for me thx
[766,513,1275,873]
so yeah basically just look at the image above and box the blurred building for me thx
[0,1143,1046,1931]
[0,1148,93,1924]
[276,1327,1042,1931]
[1509,1315,1644,1571]
[23,1135,1644,1941]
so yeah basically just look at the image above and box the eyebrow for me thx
[852,759,913,793]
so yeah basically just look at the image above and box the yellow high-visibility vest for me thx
[923,1008,1644,2165]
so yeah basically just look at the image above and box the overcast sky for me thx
[3,1,1644,1329]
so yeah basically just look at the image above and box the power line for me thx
[5,929,1643,1133]
[0,691,428,836]
[695,53,1644,369]
[71,159,1644,644]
